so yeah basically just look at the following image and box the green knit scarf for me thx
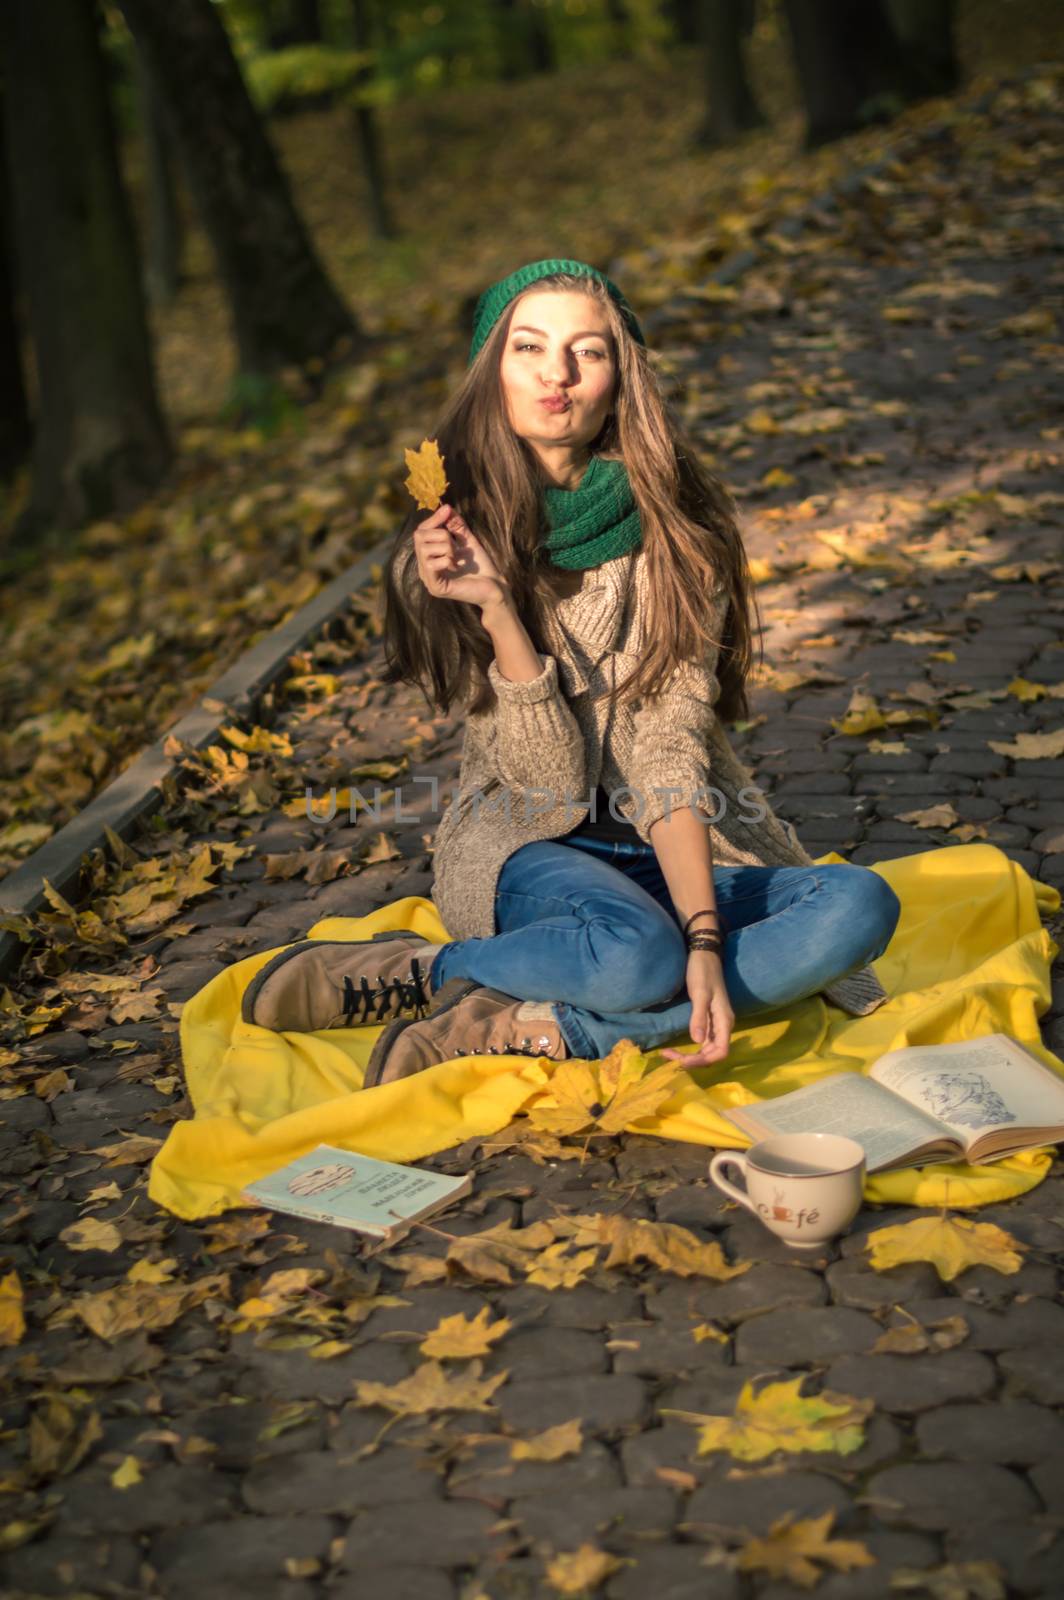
[540,455,642,570]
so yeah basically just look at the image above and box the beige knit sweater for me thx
[429,546,888,1017]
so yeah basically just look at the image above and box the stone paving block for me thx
[683,1468,854,1535]
[243,1445,444,1514]
[357,1286,494,1338]
[825,1257,942,1309]
[150,1515,334,1588]
[653,1183,734,1230]
[339,1499,503,1567]
[720,1213,837,1268]
[998,1345,1064,1405]
[607,1318,732,1376]
[606,1544,740,1600]
[176,1399,327,1470]
[495,1282,643,1330]
[944,1522,1064,1598]
[232,1331,410,1402]
[511,1483,677,1547]
[916,1401,1064,1465]
[888,1294,1064,1351]
[823,1350,996,1413]
[867,1462,1039,1530]
[448,1438,622,1503]
[327,1571,455,1600]
[0,1531,143,1596]
[645,1264,827,1325]
[655,1368,769,1418]
[733,1305,880,1367]
[56,1463,238,1535]
[754,1530,941,1600]
[483,1325,607,1376]
[498,1372,649,1433]
[1028,1458,1064,1513]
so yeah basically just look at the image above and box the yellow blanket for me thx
[149,844,1062,1220]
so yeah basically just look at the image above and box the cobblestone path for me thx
[2,73,1062,1600]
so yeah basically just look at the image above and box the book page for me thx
[871,1035,1064,1144]
[732,1073,951,1172]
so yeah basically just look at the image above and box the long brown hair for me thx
[381,271,756,721]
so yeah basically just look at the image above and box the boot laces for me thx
[341,956,432,1026]
[482,1033,555,1056]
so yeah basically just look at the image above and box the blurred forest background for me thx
[1,0,1061,879]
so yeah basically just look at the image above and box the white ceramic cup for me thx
[709,1132,866,1250]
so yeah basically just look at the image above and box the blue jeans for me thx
[428,835,900,1060]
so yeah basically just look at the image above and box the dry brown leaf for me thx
[28,1398,104,1483]
[419,1307,511,1360]
[873,1314,969,1355]
[890,1559,1007,1599]
[599,1216,747,1281]
[736,1510,876,1588]
[525,1242,599,1290]
[354,1359,507,1417]
[59,1218,123,1254]
[446,1219,558,1285]
[988,729,1064,761]
[663,1376,871,1461]
[897,802,960,829]
[0,1273,25,1348]
[510,1418,583,1462]
[70,1273,229,1341]
[545,1542,624,1595]
[832,690,887,736]
[404,439,449,512]
[866,1215,1024,1282]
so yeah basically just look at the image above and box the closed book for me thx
[241,1144,472,1246]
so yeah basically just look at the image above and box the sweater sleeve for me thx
[485,653,587,805]
[623,593,728,844]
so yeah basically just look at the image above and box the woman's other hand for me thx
[661,950,734,1067]
[413,503,508,611]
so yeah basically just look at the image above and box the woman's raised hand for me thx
[413,503,508,611]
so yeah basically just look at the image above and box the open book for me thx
[724,1034,1064,1173]
[242,1143,472,1247]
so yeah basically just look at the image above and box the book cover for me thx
[242,1144,472,1236]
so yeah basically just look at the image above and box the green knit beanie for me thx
[468,257,646,367]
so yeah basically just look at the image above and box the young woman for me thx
[242,258,900,1084]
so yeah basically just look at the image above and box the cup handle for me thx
[709,1151,757,1216]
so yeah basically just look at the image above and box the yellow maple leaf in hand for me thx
[736,1510,876,1588]
[865,1214,1024,1282]
[663,1375,871,1462]
[404,438,449,511]
[528,1039,683,1137]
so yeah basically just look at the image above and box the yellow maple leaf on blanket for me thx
[527,1038,684,1137]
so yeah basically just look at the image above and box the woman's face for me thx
[498,289,616,464]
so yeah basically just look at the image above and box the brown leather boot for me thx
[364,978,570,1088]
[241,934,444,1032]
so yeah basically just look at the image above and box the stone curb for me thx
[0,70,1027,980]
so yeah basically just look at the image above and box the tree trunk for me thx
[495,0,556,80]
[886,0,960,96]
[132,46,184,307]
[350,0,395,240]
[0,90,32,481]
[268,0,322,51]
[118,0,358,381]
[696,0,766,149]
[782,0,925,148]
[3,0,170,536]
[665,0,702,46]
